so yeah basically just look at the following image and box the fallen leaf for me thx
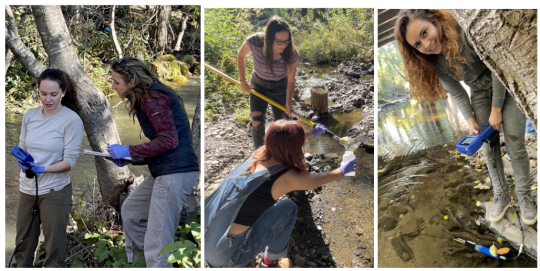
[497,247,511,255]
[399,214,403,218]
[497,237,503,244]
[511,213,517,219]
[444,215,448,220]
[476,169,483,172]
[489,243,498,257]
[458,169,463,172]
[444,144,448,147]
[474,181,480,184]
[473,185,481,189]
[475,221,480,226]
[457,162,461,165]
[476,201,481,207]
[490,197,494,202]
[485,177,491,183]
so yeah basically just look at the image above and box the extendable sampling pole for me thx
[204,63,341,140]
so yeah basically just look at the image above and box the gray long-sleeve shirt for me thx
[18,106,84,195]
[431,27,506,120]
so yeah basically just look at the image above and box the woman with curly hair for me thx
[394,9,536,225]
[106,57,199,267]
[14,69,84,267]
[204,120,358,267]
[237,15,300,150]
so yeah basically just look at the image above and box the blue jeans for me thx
[471,90,530,195]
[206,199,297,267]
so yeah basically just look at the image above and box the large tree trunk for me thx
[173,14,189,52]
[450,9,537,130]
[109,5,123,58]
[5,48,14,75]
[154,5,171,53]
[5,5,46,78]
[191,91,201,161]
[32,6,133,211]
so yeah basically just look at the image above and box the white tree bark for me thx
[109,5,123,59]
[32,5,133,210]
[174,14,189,52]
[5,5,46,78]
[450,9,537,130]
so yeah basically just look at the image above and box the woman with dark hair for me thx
[106,56,199,267]
[237,15,300,150]
[204,120,358,267]
[14,69,84,267]
[394,9,536,225]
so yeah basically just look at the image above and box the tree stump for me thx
[310,85,329,114]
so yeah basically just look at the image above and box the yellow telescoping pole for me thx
[204,64,315,127]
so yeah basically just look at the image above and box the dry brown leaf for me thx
[497,248,511,255]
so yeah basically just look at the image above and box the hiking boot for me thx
[518,194,537,225]
[489,194,510,222]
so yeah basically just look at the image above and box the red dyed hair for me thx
[247,120,308,173]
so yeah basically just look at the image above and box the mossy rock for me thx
[191,63,200,75]
[162,54,177,62]
[145,61,159,76]
[180,55,197,66]
[179,63,191,77]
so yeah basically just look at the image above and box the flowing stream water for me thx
[378,97,537,267]
[4,76,200,266]
[289,64,375,267]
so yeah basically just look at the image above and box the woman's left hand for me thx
[29,162,45,174]
[107,144,131,159]
[489,108,503,131]
[286,101,295,116]
[312,124,326,137]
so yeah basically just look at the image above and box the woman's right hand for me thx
[240,80,251,94]
[106,157,133,167]
[339,158,358,175]
[466,118,479,134]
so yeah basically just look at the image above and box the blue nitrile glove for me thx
[105,157,133,167]
[339,158,358,175]
[107,144,131,159]
[17,160,29,172]
[29,162,45,174]
[312,124,326,137]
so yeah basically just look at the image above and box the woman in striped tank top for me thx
[237,16,300,150]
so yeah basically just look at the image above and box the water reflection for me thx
[378,95,469,160]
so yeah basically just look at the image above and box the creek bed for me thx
[4,77,200,266]
[378,98,537,267]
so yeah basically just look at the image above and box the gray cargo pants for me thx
[122,172,198,267]
[471,89,530,195]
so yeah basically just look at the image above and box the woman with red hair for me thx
[204,120,357,267]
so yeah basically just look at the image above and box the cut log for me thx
[310,85,329,114]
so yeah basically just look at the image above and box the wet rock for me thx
[294,254,306,267]
[390,236,415,262]
[305,153,313,161]
[379,216,398,231]
[306,261,318,268]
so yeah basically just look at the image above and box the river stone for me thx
[390,236,415,262]
[399,215,419,236]
[305,153,313,161]
[306,261,318,268]
[325,153,339,160]
[379,216,398,231]
[294,254,306,267]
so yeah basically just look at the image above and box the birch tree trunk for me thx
[5,5,46,78]
[5,48,14,74]
[154,5,171,53]
[450,9,537,130]
[173,14,189,52]
[32,5,133,211]
[109,5,123,58]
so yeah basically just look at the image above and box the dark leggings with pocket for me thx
[249,72,289,150]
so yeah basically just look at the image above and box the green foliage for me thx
[234,101,251,125]
[378,41,409,102]
[159,212,201,268]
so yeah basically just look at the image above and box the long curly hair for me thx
[395,9,466,102]
[246,120,308,174]
[37,68,81,114]
[111,57,183,119]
